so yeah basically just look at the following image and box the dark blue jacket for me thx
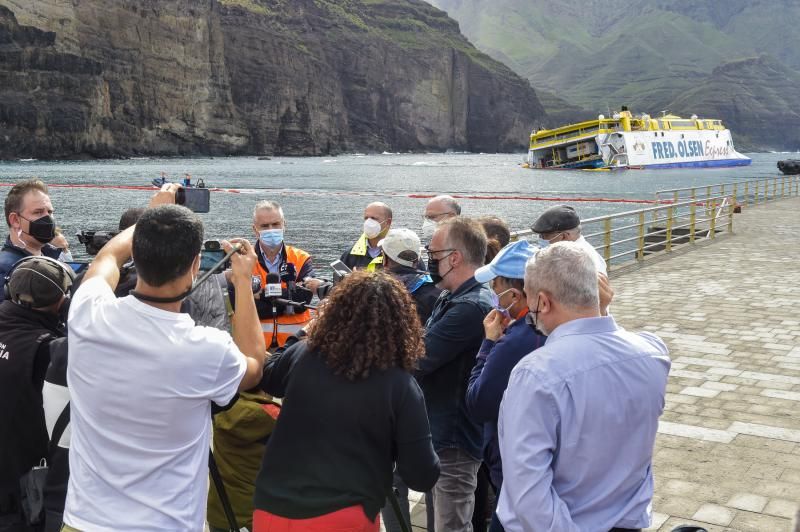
[0,236,61,303]
[415,277,493,460]
[466,316,547,488]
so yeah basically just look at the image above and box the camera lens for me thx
[204,240,221,251]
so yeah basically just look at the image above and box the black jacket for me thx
[0,301,63,496]
[256,340,439,520]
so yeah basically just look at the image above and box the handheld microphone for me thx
[265,272,282,298]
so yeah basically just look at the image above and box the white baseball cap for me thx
[379,228,421,268]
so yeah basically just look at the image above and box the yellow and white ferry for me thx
[527,108,751,170]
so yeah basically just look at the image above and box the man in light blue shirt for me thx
[497,242,670,532]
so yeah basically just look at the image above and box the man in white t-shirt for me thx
[63,185,266,532]
[531,204,608,275]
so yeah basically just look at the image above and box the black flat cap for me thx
[532,205,581,234]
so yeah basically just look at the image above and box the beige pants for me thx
[60,525,81,532]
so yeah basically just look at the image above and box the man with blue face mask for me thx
[250,200,322,349]
[465,240,547,532]
[1,179,62,303]
[339,202,392,271]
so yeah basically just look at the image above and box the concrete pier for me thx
[406,196,800,531]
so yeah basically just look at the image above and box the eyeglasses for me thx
[424,245,456,258]
[424,212,454,223]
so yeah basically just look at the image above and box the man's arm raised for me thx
[224,238,267,391]
[83,184,180,290]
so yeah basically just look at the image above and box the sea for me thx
[0,152,789,275]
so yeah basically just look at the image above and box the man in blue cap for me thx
[466,240,546,532]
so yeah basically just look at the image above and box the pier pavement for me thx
[403,196,800,531]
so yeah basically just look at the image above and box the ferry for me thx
[527,108,751,170]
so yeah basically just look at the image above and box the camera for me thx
[200,240,230,272]
[176,187,210,213]
[76,230,119,256]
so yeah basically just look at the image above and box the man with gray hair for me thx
[249,200,322,349]
[497,242,670,531]
[422,195,461,241]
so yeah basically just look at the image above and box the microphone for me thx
[265,272,282,298]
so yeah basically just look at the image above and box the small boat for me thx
[777,160,800,175]
[526,107,751,170]
[152,173,208,189]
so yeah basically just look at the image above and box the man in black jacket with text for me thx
[0,256,73,532]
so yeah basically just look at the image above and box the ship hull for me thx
[528,119,751,170]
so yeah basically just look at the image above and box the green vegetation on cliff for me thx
[428,0,800,150]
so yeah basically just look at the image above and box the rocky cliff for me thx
[668,55,800,152]
[0,0,543,159]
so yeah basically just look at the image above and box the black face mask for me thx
[427,252,454,285]
[21,214,56,244]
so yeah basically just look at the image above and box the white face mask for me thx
[363,218,383,239]
[537,238,550,248]
[421,218,437,240]
[16,228,27,250]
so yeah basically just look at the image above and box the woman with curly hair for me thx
[253,270,440,532]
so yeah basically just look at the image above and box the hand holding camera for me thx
[223,239,256,288]
[149,183,180,208]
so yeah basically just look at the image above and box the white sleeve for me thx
[208,333,248,406]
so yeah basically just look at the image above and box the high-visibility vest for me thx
[252,245,313,349]
[345,233,383,271]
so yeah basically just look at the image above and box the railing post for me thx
[689,201,696,243]
[666,206,673,252]
[637,212,645,261]
[781,177,785,198]
[744,181,749,205]
[603,218,612,269]
[673,190,679,204]
[728,195,734,233]
[732,183,738,210]
[709,199,717,238]
[754,180,759,205]
[773,178,777,200]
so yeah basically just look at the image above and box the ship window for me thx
[654,132,658,137]
[668,120,695,128]
[681,134,684,139]
[661,132,664,137]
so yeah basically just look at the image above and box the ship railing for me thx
[653,175,800,223]
[509,194,736,272]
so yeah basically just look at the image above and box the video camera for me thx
[76,230,119,256]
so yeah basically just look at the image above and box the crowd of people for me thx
[1,178,675,532]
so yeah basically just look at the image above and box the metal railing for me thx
[511,195,735,271]
[654,175,800,213]
[509,175,799,271]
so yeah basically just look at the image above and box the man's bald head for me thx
[424,195,461,221]
[364,202,392,222]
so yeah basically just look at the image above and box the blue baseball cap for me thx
[474,240,537,283]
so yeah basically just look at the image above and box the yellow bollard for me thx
[603,218,612,267]
[689,202,696,243]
